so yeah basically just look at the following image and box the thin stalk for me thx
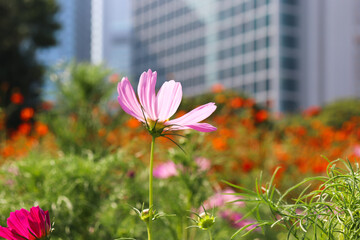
[147,136,156,240]
[208,230,213,240]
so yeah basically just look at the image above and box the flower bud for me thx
[140,208,151,223]
[197,212,215,230]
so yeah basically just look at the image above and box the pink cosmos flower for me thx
[220,210,259,231]
[195,157,211,172]
[117,69,217,134]
[353,145,360,157]
[153,161,179,179]
[0,206,51,240]
[201,189,244,212]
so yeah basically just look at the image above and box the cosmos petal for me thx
[7,209,30,239]
[0,227,15,240]
[184,123,217,132]
[137,69,158,120]
[28,206,45,238]
[167,102,217,126]
[117,77,145,122]
[156,80,182,122]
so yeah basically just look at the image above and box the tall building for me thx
[301,0,360,109]
[131,0,360,112]
[37,0,91,65]
[91,0,132,75]
[38,0,131,74]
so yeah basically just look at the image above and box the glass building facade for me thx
[131,0,301,112]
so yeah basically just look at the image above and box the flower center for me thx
[146,119,169,137]
[147,119,166,131]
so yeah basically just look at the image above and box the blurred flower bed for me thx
[1,64,360,239]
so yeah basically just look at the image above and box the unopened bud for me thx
[140,209,151,223]
[198,212,215,230]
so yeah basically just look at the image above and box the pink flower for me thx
[202,189,244,210]
[117,69,217,134]
[195,157,211,172]
[153,161,179,179]
[0,206,51,240]
[220,210,259,230]
[353,145,360,157]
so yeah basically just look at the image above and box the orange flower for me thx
[294,126,307,137]
[18,123,32,135]
[243,99,255,108]
[303,106,321,117]
[106,131,118,145]
[255,110,268,123]
[241,160,254,173]
[213,116,227,125]
[211,83,224,93]
[230,97,243,109]
[10,93,24,104]
[98,128,106,137]
[35,122,49,136]
[212,137,228,151]
[295,158,309,174]
[312,161,327,174]
[274,145,289,162]
[127,118,141,128]
[219,128,233,138]
[1,145,15,158]
[20,108,34,121]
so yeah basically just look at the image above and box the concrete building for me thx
[131,0,360,112]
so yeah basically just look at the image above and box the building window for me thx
[265,79,271,90]
[266,58,271,69]
[281,35,298,48]
[281,100,298,112]
[281,78,298,91]
[281,57,297,70]
[281,14,298,27]
[282,0,297,5]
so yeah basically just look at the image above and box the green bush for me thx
[0,147,266,239]
[317,98,360,129]
[42,62,122,155]
[0,151,131,239]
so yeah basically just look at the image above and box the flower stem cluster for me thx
[227,158,360,239]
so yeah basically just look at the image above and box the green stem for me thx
[208,230,213,240]
[147,136,156,240]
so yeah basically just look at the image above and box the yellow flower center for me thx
[147,119,168,131]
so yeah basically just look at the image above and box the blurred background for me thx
[1,0,360,239]
[42,0,360,111]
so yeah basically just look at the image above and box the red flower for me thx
[230,97,243,109]
[303,106,321,117]
[0,206,51,240]
[18,123,32,135]
[35,122,49,136]
[20,108,34,121]
[255,110,268,123]
[10,93,24,104]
